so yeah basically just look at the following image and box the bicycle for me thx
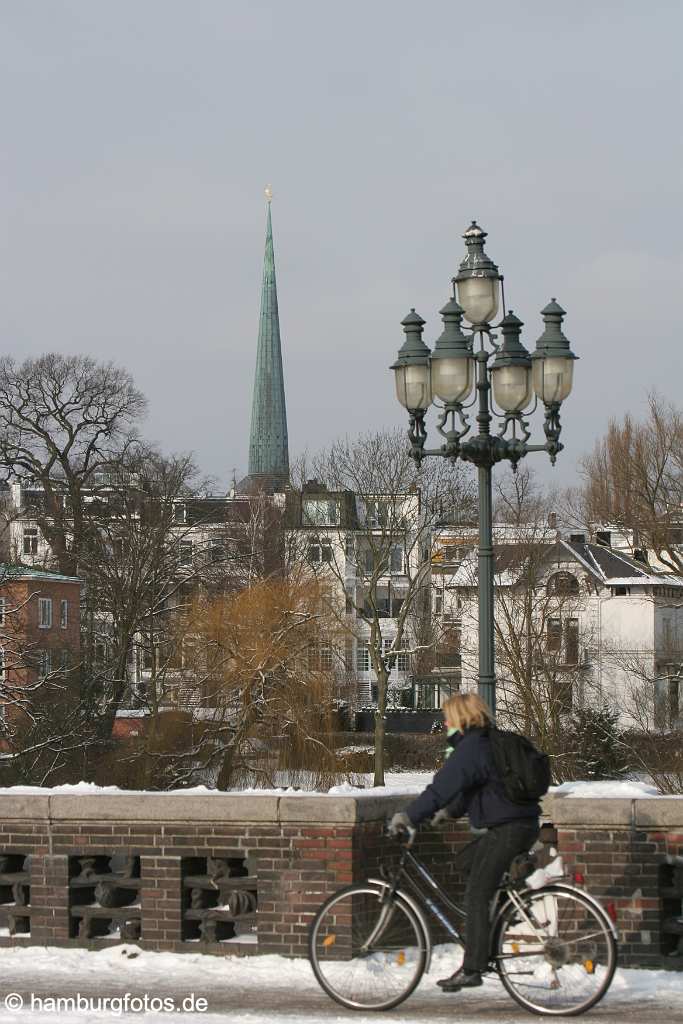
[308,825,618,1015]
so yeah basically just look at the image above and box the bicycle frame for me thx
[368,833,608,972]
[370,839,471,959]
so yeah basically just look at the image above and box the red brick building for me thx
[0,565,82,728]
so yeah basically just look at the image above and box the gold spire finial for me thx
[264,184,273,204]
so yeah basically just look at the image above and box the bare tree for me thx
[575,393,683,571]
[0,354,147,576]
[291,429,476,786]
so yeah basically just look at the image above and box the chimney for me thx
[633,548,649,564]
[547,512,557,530]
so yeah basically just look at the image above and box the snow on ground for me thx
[0,943,680,1024]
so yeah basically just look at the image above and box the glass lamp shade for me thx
[532,356,574,403]
[456,276,500,325]
[394,362,432,411]
[430,356,474,404]
[491,364,532,413]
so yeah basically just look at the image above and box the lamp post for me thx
[391,222,577,714]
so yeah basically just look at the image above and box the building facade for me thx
[0,565,82,729]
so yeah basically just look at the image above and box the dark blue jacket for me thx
[404,726,540,830]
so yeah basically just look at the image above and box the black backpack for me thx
[487,727,551,804]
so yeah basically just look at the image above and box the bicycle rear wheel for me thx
[495,884,617,1016]
[308,883,427,1011]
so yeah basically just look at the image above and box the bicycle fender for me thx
[538,883,618,940]
[366,877,433,973]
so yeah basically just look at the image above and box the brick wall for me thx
[0,791,680,968]
[552,796,683,969]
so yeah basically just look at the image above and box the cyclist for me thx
[389,692,540,994]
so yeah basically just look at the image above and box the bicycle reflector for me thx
[574,872,585,884]
[606,902,618,924]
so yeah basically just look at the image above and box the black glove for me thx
[388,811,416,837]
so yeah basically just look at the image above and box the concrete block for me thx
[549,796,633,826]
[634,797,683,829]
[47,793,280,822]
[0,795,51,820]
[277,796,359,823]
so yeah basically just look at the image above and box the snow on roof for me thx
[0,563,82,584]
[560,540,683,587]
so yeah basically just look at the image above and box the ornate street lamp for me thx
[391,222,577,713]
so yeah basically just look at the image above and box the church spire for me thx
[247,187,289,487]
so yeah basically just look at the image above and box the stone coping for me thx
[0,791,680,825]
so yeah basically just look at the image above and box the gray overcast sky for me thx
[1,1,682,491]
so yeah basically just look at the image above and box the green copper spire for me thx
[247,189,289,485]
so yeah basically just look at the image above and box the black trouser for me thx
[458,819,540,974]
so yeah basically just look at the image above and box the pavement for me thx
[0,950,679,1023]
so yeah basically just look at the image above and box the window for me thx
[0,648,4,681]
[307,543,332,565]
[655,675,681,730]
[60,600,68,629]
[38,598,52,629]
[396,638,410,673]
[382,636,410,672]
[60,649,70,672]
[23,527,39,555]
[550,676,574,712]
[179,540,193,566]
[414,678,457,710]
[434,592,443,616]
[173,504,186,524]
[0,598,5,627]
[547,618,562,653]
[356,644,370,672]
[613,586,629,597]
[303,499,340,527]
[390,545,404,574]
[37,649,52,676]
[436,625,461,668]
[441,544,467,565]
[210,538,225,563]
[309,643,334,671]
[364,500,388,527]
[564,618,579,665]
[547,572,579,596]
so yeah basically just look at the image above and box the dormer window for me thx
[547,571,579,596]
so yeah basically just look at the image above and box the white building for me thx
[434,527,683,729]
[289,483,425,709]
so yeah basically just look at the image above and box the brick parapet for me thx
[0,792,679,966]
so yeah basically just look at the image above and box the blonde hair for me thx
[442,692,493,731]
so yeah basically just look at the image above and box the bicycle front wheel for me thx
[495,884,617,1016]
[308,883,428,1011]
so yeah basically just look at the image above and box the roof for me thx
[435,537,683,591]
[559,539,683,587]
[0,564,82,584]
[247,200,289,482]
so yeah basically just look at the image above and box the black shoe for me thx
[437,968,483,992]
